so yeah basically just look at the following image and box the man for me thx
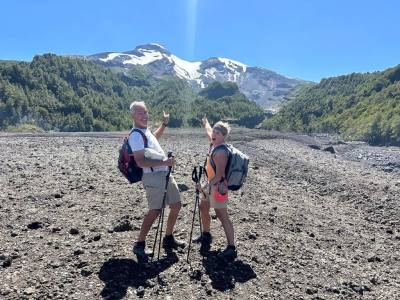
[129,101,185,263]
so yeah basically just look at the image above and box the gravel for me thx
[0,128,399,299]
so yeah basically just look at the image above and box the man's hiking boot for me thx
[162,235,186,250]
[133,241,152,263]
[199,232,212,255]
[217,245,237,262]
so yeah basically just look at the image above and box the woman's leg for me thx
[200,197,211,233]
[214,208,235,245]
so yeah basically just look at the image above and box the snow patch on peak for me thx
[218,58,247,73]
[123,51,164,65]
[99,50,165,65]
[149,43,166,49]
[214,58,247,81]
[99,53,124,62]
[136,47,158,54]
[96,48,250,84]
[171,55,201,80]
[205,67,217,77]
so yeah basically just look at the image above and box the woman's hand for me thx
[202,115,209,128]
[195,182,202,191]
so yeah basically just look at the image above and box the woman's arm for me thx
[202,116,212,142]
[209,151,228,185]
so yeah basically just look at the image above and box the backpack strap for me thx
[209,144,230,179]
[127,128,148,154]
[131,128,154,172]
[203,143,217,179]
[132,128,148,148]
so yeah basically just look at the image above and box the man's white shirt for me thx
[128,128,168,173]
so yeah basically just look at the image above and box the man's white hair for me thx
[129,101,146,114]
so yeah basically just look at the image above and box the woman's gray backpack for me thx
[210,144,249,191]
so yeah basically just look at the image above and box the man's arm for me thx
[202,116,212,142]
[153,123,167,140]
[132,150,175,168]
[154,111,169,140]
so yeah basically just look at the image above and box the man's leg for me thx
[137,209,161,242]
[135,172,167,262]
[139,172,164,242]
[134,209,161,263]
[163,202,186,250]
[161,173,186,250]
[165,202,181,235]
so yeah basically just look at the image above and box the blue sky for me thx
[1,0,399,82]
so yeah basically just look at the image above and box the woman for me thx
[196,117,237,261]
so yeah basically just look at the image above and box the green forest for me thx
[2,54,400,146]
[261,65,400,146]
[0,54,265,132]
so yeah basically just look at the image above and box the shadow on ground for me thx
[201,251,257,291]
[98,254,178,299]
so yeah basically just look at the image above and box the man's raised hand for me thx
[163,111,170,125]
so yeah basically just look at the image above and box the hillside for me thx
[0,55,264,132]
[261,65,400,146]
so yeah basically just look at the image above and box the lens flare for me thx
[186,0,198,59]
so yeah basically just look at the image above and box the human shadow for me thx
[99,253,178,300]
[201,250,257,291]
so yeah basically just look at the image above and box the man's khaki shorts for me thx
[142,171,181,210]
[201,183,228,209]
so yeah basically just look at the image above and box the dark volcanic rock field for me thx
[1,129,399,299]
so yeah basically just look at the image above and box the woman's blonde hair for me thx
[213,121,231,136]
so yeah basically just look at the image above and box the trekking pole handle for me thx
[192,166,198,183]
[199,166,203,182]
[167,151,173,172]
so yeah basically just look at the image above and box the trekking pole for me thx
[187,166,203,263]
[198,166,203,235]
[159,151,173,260]
[152,151,173,261]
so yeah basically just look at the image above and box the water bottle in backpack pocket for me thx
[213,179,228,202]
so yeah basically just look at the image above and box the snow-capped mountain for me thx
[88,44,305,110]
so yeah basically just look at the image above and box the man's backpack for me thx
[210,144,249,191]
[118,129,148,184]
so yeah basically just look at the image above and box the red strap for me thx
[132,129,148,148]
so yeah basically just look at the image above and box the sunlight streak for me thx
[186,0,198,60]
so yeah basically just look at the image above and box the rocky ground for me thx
[1,128,399,300]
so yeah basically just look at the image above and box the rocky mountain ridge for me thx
[87,43,305,110]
